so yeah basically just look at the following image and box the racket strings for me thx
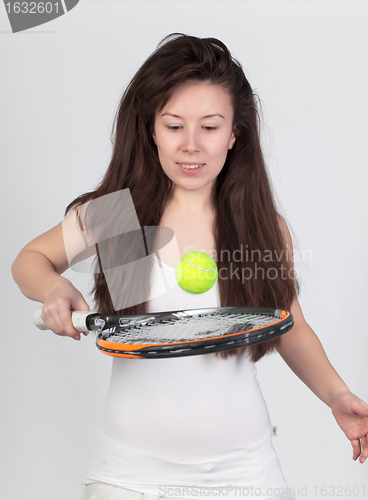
[101,312,280,345]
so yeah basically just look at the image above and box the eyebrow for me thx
[160,112,225,119]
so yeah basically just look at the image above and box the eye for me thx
[167,125,182,131]
[203,126,217,131]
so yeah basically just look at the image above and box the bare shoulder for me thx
[276,213,293,253]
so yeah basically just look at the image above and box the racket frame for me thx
[93,307,293,359]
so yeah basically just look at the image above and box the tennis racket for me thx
[34,306,293,359]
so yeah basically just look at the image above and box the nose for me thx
[182,127,200,153]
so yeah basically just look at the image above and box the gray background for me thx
[1,1,367,499]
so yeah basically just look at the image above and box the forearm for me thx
[277,322,349,408]
[12,249,69,303]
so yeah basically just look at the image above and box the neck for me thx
[169,184,215,214]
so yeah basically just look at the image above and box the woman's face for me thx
[153,82,236,197]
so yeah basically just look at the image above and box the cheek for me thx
[156,149,171,175]
[155,133,175,154]
[213,139,233,160]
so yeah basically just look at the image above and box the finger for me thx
[359,447,368,463]
[41,304,66,336]
[45,299,79,339]
[351,438,361,461]
[58,306,82,340]
[360,435,368,464]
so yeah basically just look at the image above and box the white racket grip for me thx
[33,308,90,332]
[33,308,49,330]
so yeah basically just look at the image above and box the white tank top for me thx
[84,256,289,499]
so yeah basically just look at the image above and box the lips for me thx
[176,162,205,175]
[178,163,204,170]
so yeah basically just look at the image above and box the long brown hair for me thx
[66,33,299,362]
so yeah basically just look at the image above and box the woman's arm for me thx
[277,299,349,406]
[277,216,368,463]
[278,299,368,464]
[12,220,90,339]
[12,222,70,301]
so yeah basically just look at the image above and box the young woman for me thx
[12,34,368,500]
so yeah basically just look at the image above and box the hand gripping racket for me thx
[34,307,293,359]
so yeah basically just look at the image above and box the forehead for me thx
[159,82,233,116]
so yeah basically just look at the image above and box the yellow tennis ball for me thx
[175,251,218,294]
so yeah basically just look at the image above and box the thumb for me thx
[70,295,90,337]
[350,399,368,416]
[71,295,90,312]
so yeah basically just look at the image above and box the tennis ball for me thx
[175,251,218,294]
